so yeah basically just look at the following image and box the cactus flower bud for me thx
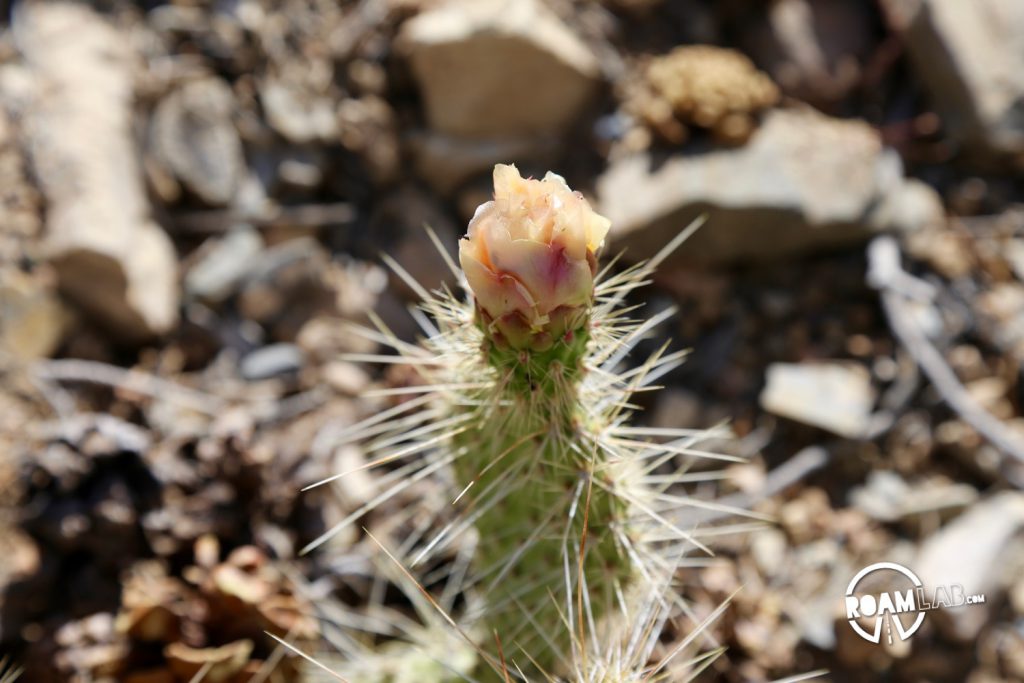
[458,164,611,351]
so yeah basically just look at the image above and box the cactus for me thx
[450,166,624,672]
[304,164,735,681]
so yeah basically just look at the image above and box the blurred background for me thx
[2,0,1024,680]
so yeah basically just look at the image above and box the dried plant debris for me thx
[18,537,316,681]
[624,45,779,146]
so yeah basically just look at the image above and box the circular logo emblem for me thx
[845,562,926,643]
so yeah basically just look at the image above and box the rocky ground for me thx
[1,0,1024,681]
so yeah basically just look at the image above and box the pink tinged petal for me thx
[488,239,591,316]
[459,241,536,321]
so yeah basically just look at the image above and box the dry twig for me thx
[867,236,1024,485]
[33,358,226,415]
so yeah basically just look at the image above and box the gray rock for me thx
[914,492,1024,640]
[240,343,305,381]
[597,108,945,264]
[260,77,338,144]
[184,227,264,303]
[400,0,601,138]
[760,361,875,438]
[889,0,1024,157]
[849,471,978,522]
[150,77,244,206]
[277,157,324,192]
[849,470,910,522]
[16,3,178,341]
[323,361,370,395]
[236,237,336,341]
[750,527,788,578]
